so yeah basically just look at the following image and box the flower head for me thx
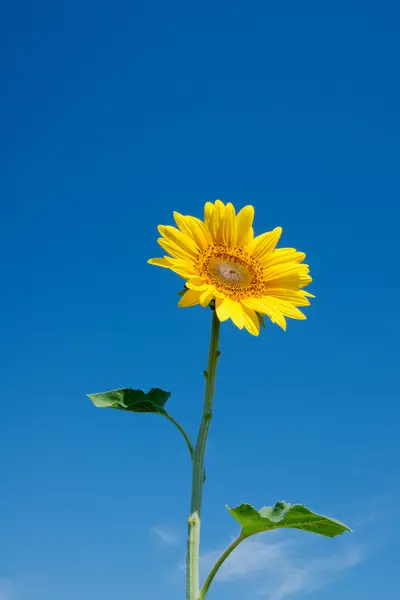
[149,200,313,335]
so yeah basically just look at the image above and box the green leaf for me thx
[227,501,351,538]
[87,388,171,415]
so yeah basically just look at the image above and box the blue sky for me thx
[1,1,399,599]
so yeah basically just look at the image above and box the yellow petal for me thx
[149,255,198,278]
[222,202,236,247]
[215,297,231,322]
[158,225,199,257]
[247,227,282,259]
[265,288,311,306]
[204,202,214,235]
[236,205,255,246]
[243,226,255,246]
[214,298,245,329]
[268,273,313,290]
[242,297,287,330]
[262,248,306,268]
[178,289,202,307]
[212,199,226,243]
[170,267,197,279]
[186,277,208,290]
[263,297,307,320]
[241,305,260,336]
[229,301,245,329]
[173,212,211,249]
[148,257,172,268]
[158,237,196,262]
[199,289,215,307]
[263,262,310,283]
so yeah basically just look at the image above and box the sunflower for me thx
[148,200,313,336]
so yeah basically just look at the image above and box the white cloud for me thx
[269,544,362,600]
[150,525,180,547]
[0,578,17,600]
[199,533,363,600]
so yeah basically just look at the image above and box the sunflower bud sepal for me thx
[177,286,188,298]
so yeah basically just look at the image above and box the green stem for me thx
[187,511,200,598]
[163,413,194,459]
[198,534,246,599]
[186,310,221,600]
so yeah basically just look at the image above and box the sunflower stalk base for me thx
[187,512,200,599]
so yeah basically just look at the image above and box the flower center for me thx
[210,257,252,287]
[197,244,265,300]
